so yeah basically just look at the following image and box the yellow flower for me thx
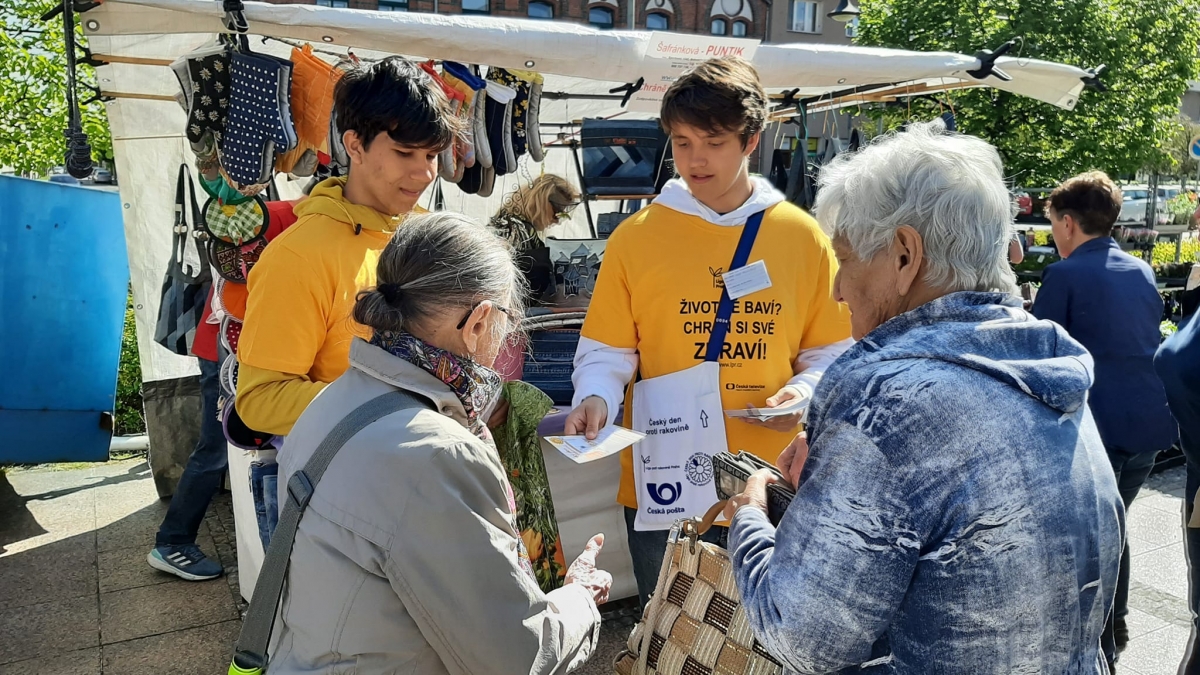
[521,529,544,561]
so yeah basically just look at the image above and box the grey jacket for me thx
[270,339,601,675]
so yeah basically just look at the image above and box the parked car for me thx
[48,173,80,185]
[92,168,114,184]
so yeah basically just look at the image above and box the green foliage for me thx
[1,0,112,175]
[115,289,145,436]
[855,0,1200,186]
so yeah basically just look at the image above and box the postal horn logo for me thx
[647,482,683,506]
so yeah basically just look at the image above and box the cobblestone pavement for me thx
[0,459,1193,674]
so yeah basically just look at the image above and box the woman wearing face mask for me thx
[267,212,610,675]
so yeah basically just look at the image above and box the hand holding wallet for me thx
[713,450,795,526]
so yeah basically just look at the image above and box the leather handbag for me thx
[614,503,785,675]
[153,164,213,356]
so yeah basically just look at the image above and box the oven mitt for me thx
[442,62,487,169]
[472,85,492,169]
[484,77,517,176]
[329,108,349,170]
[513,70,545,162]
[277,45,342,174]
[220,51,294,188]
[184,49,232,152]
[478,164,496,198]
[490,68,530,160]
[172,57,194,113]
[459,161,483,195]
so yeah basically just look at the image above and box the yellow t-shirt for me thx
[580,201,852,509]
[236,178,423,434]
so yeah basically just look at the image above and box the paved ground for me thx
[0,458,1193,674]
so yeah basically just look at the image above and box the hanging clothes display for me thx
[442,61,486,170]
[484,74,517,176]
[276,44,343,175]
[419,61,467,183]
[219,50,297,188]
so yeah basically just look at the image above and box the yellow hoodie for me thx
[236,178,422,436]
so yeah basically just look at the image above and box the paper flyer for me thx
[544,426,647,463]
[724,395,809,421]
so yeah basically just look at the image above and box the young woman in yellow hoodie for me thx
[233,57,463,553]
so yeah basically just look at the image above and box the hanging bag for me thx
[154,164,213,356]
[614,502,785,675]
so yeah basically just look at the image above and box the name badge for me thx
[721,260,772,300]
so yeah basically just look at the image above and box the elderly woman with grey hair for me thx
[724,122,1123,674]
[267,212,611,675]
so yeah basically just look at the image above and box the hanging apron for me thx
[631,211,765,531]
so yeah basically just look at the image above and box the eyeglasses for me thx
[456,300,520,330]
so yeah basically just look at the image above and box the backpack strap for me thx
[229,390,431,674]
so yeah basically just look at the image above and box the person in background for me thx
[234,57,461,546]
[563,56,853,607]
[147,198,300,581]
[1155,201,1200,675]
[1031,171,1177,664]
[730,121,1121,674]
[489,174,581,300]
[269,212,609,675]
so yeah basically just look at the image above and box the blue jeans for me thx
[156,357,228,547]
[624,507,727,609]
[1102,447,1160,663]
[249,460,278,551]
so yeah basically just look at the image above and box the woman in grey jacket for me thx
[270,212,611,675]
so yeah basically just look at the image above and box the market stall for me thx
[77,0,1096,602]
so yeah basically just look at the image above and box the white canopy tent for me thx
[82,0,1093,601]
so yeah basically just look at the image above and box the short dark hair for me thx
[660,56,767,147]
[333,56,462,152]
[1048,171,1122,237]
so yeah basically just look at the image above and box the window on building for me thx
[845,16,859,38]
[528,0,554,17]
[589,6,614,28]
[378,0,408,9]
[789,0,820,33]
[710,17,727,35]
[646,11,669,30]
[462,0,489,13]
[731,19,747,36]
[317,0,350,6]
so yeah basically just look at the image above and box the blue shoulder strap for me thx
[704,210,765,363]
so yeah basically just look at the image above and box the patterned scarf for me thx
[371,330,537,582]
[370,330,503,440]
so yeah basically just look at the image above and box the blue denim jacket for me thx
[730,292,1123,674]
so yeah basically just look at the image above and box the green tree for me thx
[1,0,111,176]
[856,0,1200,186]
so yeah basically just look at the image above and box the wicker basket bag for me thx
[614,502,785,675]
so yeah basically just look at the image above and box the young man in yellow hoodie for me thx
[234,57,461,547]
[563,57,853,606]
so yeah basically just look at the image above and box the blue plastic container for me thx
[0,176,129,462]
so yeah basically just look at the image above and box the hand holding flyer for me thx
[545,426,646,464]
